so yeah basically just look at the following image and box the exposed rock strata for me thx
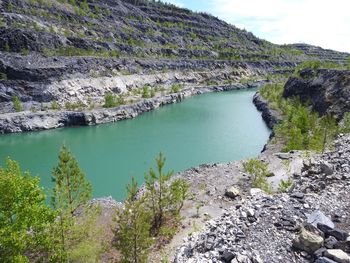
[283,69,350,119]
[0,81,265,134]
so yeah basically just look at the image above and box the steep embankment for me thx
[284,69,350,119]
[0,0,349,133]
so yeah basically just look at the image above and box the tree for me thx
[51,145,92,215]
[144,152,173,232]
[115,178,153,263]
[51,145,93,261]
[0,158,56,262]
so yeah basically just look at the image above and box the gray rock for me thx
[307,211,334,229]
[293,228,324,253]
[315,257,338,263]
[225,186,241,199]
[324,249,350,263]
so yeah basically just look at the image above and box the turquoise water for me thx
[0,89,270,200]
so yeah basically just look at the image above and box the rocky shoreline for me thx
[0,80,266,134]
[173,134,350,263]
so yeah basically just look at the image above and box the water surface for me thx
[0,89,270,200]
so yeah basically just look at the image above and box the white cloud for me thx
[164,0,185,7]
[208,0,350,52]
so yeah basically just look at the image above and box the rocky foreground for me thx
[174,135,350,263]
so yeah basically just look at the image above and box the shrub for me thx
[278,178,293,192]
[340,112,350,133]
[0,158,56,262]
[0,72,7,80]
[347,57,350,70]
[103,93,116,108]
[170,83,183,93]
[12,96,23,112]
[50,101,61,110]
[142,86,150,98]
[243,159,273,193]
[294,60,342,75]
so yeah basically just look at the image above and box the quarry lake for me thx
[0,89,270,200]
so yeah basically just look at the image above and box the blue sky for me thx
[165,0,350,53]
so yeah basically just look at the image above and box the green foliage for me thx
[0,72,7,80]
[278,178,293,193]
[347,57,350,70]
[12,95,23,112]
[294,60,343,75]
[260,83,339,152]
[115,178,153,263]
[0,158,56,262]
[22,48,30,55]
[104,93,116,108]
[50,101,61,110]
[170,83,183,93]
[43,47,119,58]
[51,145,92,215]
[4,43,10,52]
[103,93,125,108]
[144,152,174,232]
[340,112,350,133]
[243,159,273,193]
[142,86,151,98]
[64,101,85,111]
[51,145,97,262]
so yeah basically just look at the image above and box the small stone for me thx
[221,251,235,263]
[324,249,350,263]
[320,161,334,175]
[247,208,255,217]
[225,186,241,199]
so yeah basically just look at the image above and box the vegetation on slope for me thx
[0,148,188,262]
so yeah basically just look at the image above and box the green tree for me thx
[12,95,23,112]
[0,158,56,262]
[51,145,93,261]
[243,159,273,193]
[115,178,153,263]
[144,153,173,232]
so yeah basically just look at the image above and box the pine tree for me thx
[51,145,93,262]
[51,145,92,215]
[144,152,173,232]
[115,178,153,263]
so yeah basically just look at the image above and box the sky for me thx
[164,0,350,53]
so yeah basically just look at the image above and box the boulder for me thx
[307,211,334,229]
[225,186,241,199]
[320,161,334,175]
[293,228,324,253]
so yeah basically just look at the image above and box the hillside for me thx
[0,0,349,134]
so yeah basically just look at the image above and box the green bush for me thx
[260,83,339,152]
[170,83,183,93]
[243,159,273,193]
[340,112,350,133]
[142,86,150,98]
[103,93,116,108]
[347,57,350,70]
[278,178,293,192]
[294,60,343,75]
[50,101,61,110]
[0,158,56,262]
[12,96,23,112]
[0,72,7,80]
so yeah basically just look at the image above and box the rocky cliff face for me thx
[0,0,349,134]
[284,69,350,119]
